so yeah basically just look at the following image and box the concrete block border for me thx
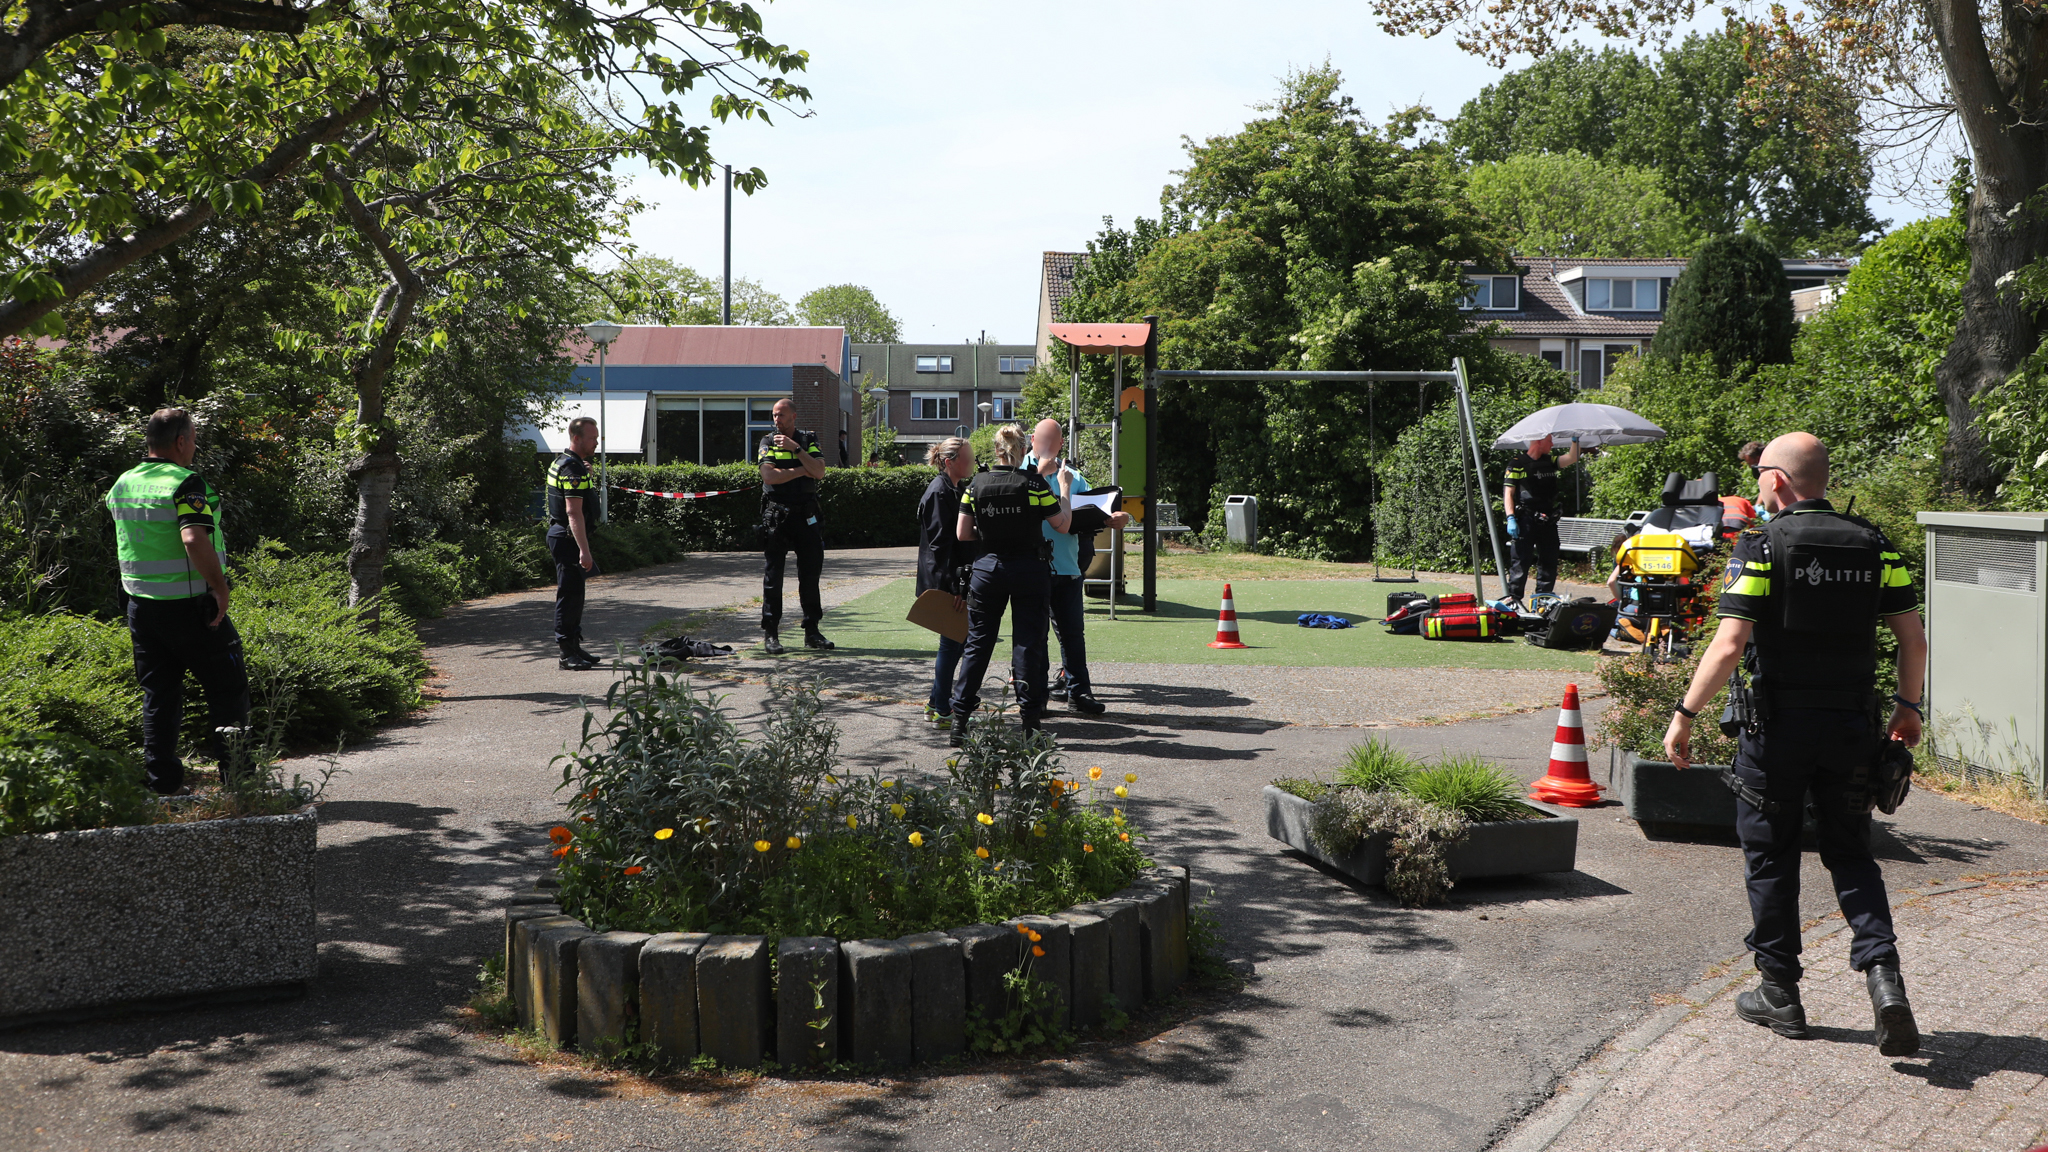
[0,808,319,1029]
[1264,784,1580,885]
[504,863,1192,1069]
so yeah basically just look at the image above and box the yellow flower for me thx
[909,831,925,847]
[881,778,896,788]
[1125,773,1137,783]
[890,803,906,818]
[993,861,1003,871]
[754,839,771,853]
[1114,785,1128,798]
[1088,766,1103,780]
[975,846,990,859]
[1083,843,1095,853]
[654,827,674,840]
[1113,814,1125,826]
[1032,823,1047,838]
[976,812,994,826]
[786,836,802,850]
[845,815,859,830]
[825,773,838,784]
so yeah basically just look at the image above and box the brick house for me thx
[852,341,1039,458]
[1463,256,1852,389]
[513,326,858,465]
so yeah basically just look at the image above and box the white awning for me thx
[507,392,650,454]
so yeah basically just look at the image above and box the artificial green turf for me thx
[816,578,1602,671]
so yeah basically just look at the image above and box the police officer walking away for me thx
[758,397,832,654]
[546,416,602,670]
[949,424,1071,743]
[1664,432,1926,1056]
[106,408,249,795]
[1503,435,1582,608]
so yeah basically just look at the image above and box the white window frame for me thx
[848,354,862,373]
[990,393,1023,420]
[910,393,959,422]
[1461,275,1519,311]
[1587,277,1660,311]
[997,355,1035,373]
[914,355,954,373]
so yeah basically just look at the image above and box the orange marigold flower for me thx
[975,846,990,859]
[623,865,644,875]
[1088,766,1103,780]
[1082,843,1094,853]
[580,815,595,822]
[1032,945,1045,958]
[1014,923,1030,935]
[551,845,569,857]
[548,826,572,844]
[1027,930,1041,943]
[1119,832,1130,842]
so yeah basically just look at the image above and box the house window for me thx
[915,355,954,373]
[1586,278,1660,311]
[848,354,862,373]
[911,393,959,421]
[998,355,1035,373]
[1462,275,1520,310]
[1577,345,1637,389]
[1540,350,1565,372]
[990,394,1022,420]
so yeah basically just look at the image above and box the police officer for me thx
[757,397,832,654]
[106,408,250,795]
[949,423,1071,744]
[546,416,602,670]
[1664,432,1926,1057]
[1503,434,1583,608]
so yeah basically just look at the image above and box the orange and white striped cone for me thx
[1530,683,1603,807]
[1207,582,1248,649]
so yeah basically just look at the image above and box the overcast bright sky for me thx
[619,1,1930,345]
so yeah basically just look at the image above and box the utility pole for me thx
[721,163,732,325]
[733,161,741,325]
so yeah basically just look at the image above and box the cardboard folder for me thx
[907,588,971,643]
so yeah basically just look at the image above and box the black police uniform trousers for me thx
[1508,510,1561,601]
[547,524,600,646]
[126,593,250,794]
[951,553,1052,728]
[762,504,824,632]
[1732,707,1899,986]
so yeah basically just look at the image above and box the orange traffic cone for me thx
[1207,583,1248,649]
[1530,683,1603,807]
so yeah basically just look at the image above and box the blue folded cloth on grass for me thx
[1296,613,1354,629]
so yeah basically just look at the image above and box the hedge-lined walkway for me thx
[6,548,2048,1152]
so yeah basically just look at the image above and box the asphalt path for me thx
[6,548,2046,1152]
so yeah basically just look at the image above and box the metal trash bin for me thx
[1225,494,1258,548]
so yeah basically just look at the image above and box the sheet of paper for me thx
[1070,489,1120,514]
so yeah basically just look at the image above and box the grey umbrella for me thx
[1492,403,1666,449]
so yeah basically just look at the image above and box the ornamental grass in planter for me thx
[1272,738,1553,906]
[547,666,1150,938]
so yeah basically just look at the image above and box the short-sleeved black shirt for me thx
[1505,451,1563,512]
[545,451,593,528]
[171,471,216,530]
[758,429,822,505]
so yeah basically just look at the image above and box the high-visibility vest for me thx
[105,459,221,599]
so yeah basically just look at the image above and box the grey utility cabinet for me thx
[1917,511,2048,793]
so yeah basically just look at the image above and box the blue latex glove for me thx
[1506,516,1520,540]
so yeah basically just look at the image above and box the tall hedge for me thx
[606,463,936,551]
[1650,233,1795,375]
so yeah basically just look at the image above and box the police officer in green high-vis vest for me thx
[105,408,249,795]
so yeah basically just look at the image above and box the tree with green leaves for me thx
[1650,233,1795,375]
[579,257,792,327]
[796,284,901,343]
[1466,151,1699,257]
[1446,32,1879,256]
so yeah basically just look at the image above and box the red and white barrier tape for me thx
[615,486,758,500]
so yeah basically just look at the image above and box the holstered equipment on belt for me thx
[758,498,792,545]
[1867,737,1915,815]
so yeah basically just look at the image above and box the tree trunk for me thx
[345,449,403,627]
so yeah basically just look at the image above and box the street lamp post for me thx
[580,320,624,521]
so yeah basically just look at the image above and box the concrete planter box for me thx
[1607,749,1845,844]
[1263,784,1578,886]
[0,808,318,1028]
[510,863,1190,1070]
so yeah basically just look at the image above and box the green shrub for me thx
[1336,736,1419,793]
[550,669,1148,938]
[1650,233,1795,374]
[1404,755,1531,823]
[0,611,142,750]
[606,462,937,552]
[0,732,158,837]
[1595,645,1740,765]
[1306,788,1468,906]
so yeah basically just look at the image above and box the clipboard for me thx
[1067,485,1121,538]
[907,588,970,643]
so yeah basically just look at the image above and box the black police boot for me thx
[1735,979,1810,1039]
[1866,963,1920,1057]
[948,718,967,748]
[1048,671,1070,701]
[571,641,602,665]
[803,627,835,650]
[559,643,597,671]
[762,627,786,656]
[1070,690,1106,715]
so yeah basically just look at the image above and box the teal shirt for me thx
[1023,454,1089,577]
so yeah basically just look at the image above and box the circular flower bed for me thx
[546,668,1149,938]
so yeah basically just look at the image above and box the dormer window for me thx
[1462,275,1520,311]
[1587,277,1661,311]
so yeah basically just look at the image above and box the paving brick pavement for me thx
[1503,878,2048,1152]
